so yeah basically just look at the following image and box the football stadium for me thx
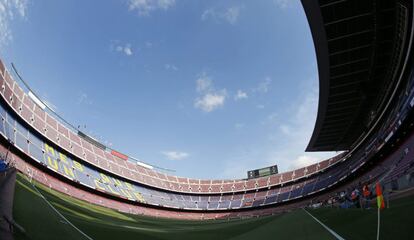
[1,0,414,239]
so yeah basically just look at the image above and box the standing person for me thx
[362,184,371,209]
[351,188,361,208]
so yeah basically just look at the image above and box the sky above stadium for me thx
[0,0,337,179]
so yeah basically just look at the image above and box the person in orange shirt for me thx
[362,184,371,209]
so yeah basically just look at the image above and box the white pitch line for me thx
[31,183,94,240]
[303,208,346,240]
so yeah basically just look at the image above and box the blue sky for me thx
[0,0,336,179]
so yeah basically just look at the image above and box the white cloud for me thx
[290,155,320,169]
[162,151,189,161]
[201,6,241,25]
[234,89,248,101]
[165,63,178,71]
[118,43,133,56]
[128,0,175,16]
[254,77,272,93]
[234,123,245,130]
[223,6,240,25]
[13,0,27,17]
[194,73,227,112]
[78,92,92,105]
[279,124,291,136]
[145,41,153,48]
[264,79,336,171]
[0,0,28,47]
[194,91,226,112]
[111,41,134,56]
[123,45,133,56]
[274,0,293,9]
[218,78,337,178]
[196,74,212,92]
[201,9,214,21]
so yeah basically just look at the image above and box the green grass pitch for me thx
[11,174,414,240]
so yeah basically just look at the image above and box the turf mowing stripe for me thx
[303,208,346,240]
[31,184,95,240]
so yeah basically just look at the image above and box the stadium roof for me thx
[303,0,412,151]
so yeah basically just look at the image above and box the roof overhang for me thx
[303,0,413,151]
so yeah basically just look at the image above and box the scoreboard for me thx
[247,165,278,179]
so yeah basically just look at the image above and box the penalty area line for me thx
[31,183,94,240]
[303,208,345,240]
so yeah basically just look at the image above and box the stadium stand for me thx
[0,0,413,220]
[1,57,414,215]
